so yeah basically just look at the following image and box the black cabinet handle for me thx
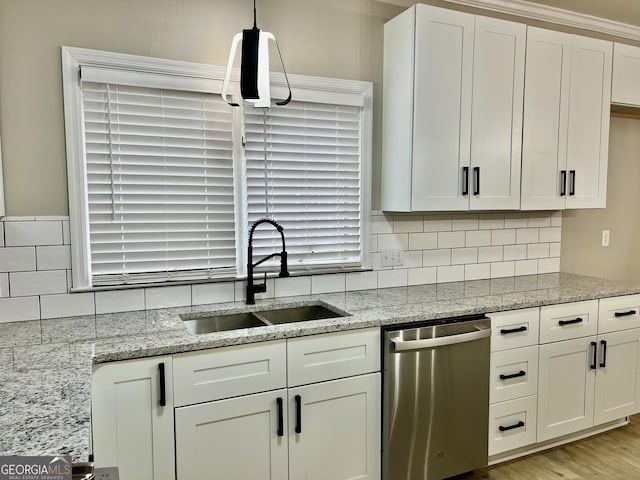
[560,170,567,196]
[590,341,598,370]
[158,363,166,407]
[499,421,525,432]
[276,397,284,437]
[462,167,469,196]
[559,317,583,326]
[615,310,637,317]
[500,326,527,335]
[500,370,526,381]
[600,340,607,368]
[569,170,576,196]
[473,167,480,195]
[295,395,302,434]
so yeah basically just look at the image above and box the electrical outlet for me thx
[381,248,404,267]
[602,230,610,247]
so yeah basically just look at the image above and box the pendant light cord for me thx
[253,0,257,28]
[263,109,270,217]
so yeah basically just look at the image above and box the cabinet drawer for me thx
[539,300,598,344]
[287,328,380,387]
[173,340,286,407]
[488,308,539,352]
[489,395,537,456]
[598,295,640,334]
[490,345,538,404]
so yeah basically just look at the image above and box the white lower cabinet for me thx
[489,395,538,456]
[91,356,175,480]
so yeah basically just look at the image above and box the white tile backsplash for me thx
[0,211,563,322]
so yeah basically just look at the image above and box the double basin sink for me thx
[181,303,350,334]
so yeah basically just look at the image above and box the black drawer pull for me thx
[295,395,302,434]
[499,421,525,432]
[473,167,480,195]
[560,170,567,196]
[559,317,583,326]
[590,341,598,370]
[500,370,526,381]
[276,397,284,437]
[600,340,607,368]
[569,170,576,196]
[500,326,527,335]
[614,310,637,317]
[158,363,166,407]
[462,167,469,196]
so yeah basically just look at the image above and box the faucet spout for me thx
[246,218,289,304]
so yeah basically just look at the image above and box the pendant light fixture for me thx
[221,0,292,108]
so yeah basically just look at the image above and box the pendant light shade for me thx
[221,0,292,108]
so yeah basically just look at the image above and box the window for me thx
[62,47,371,289]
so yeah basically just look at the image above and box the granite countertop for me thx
[2,272,640,461]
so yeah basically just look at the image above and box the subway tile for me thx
[491,261,515,279]
[527,243,551,259]
[0,296,40,322]
[378,269,408,289]
[515,259,538,276]
[36,245,71,270]
[192,282,236,305]
[408,267,436,286]
[346,271,377,291]
[516,228,539,244]
[235,279,275,302]
[35,216,69,221]
[491,229,516,246]
[452,214,478,231]
[95,289,146,314]
[274,276,311,298]
[423,249,451,267]
[62,220,71,245]
[478,246,503,263]
[5,220,63,246]
[438,231,465,248]
[465,263,491,281]
[437,265,464,283]
[424,215,452,232]
[528,213,552,228]
[145,285,191,309]
[0,274,8,297]
[311,274,346,295]
[0,247,36,272]
[370,253,385,270]
[10,270,67,296]
[369,234,379,253]
[2,216,36,222]
[403,251,423,269]
[394,216,424,233]
[451,248,478,265]
[40,292,95,319]
[538,257,561,274]
[549,242,561,257]
[539,227,562,243]
[408,232,437,250]
[504,213,529,229]
[378,233,409,251]
[479,213,505,230]
[465,230,492,247]
[504,244,527,261]
[369,215,393,234]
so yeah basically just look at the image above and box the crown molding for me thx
[438,0,640,41]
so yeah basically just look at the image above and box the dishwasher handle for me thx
[390,324,490,352]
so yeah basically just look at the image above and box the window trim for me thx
[62,46,372,290]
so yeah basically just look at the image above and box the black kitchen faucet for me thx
[246,218,289,304]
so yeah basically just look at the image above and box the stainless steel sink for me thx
[181,303,349,334]
[182,312,267,334]
[254,304,348,325]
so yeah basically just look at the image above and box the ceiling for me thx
[530,0,640,26]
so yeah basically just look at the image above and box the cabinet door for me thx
[521,27,571,210]
[470,16,525,210]
[612,42,640,106]
[175,389,288,480]
[594,329,640,425]
[537,337,596,442]
[412,4,474,211]
[565,36,612,209]
[288,373,381,480]
[92,356,175,480]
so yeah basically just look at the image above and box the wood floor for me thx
[459,415,640,479]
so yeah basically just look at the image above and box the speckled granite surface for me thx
[2,273,640,461]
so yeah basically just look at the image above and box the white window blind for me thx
[244,100,363,269]
[82,80,237,285]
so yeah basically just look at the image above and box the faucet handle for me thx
[255,272,268,293]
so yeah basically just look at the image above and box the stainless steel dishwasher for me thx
[382,315,491,480]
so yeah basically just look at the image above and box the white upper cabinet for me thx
[521,27,612,210]
[382,4,525,212]
[612,43,640,106]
